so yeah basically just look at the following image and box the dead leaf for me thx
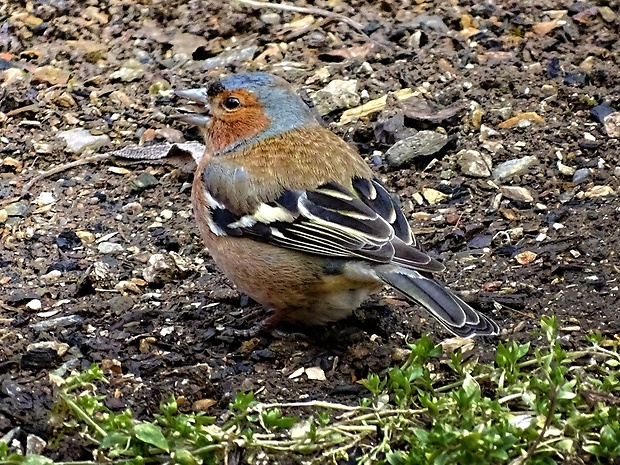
[109,142,205,173]
[305,366,326,381]
[402,97,467,124]
[440,336,475,353]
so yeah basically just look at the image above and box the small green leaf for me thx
[133,422,169,452]
[386,450,407,465]
[557,390,577,400]
[100,432,131,450]
[172,449,198,465]
[462,374,481,398]
[555,438,574,452]
[22,455,53,465]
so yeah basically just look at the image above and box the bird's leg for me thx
[237,306,267,323]
[221,307,282,338]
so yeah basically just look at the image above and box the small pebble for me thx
[557,161,575,176]
[457,149,492,177]
[192,398,217,412]
[109,59,145,82]
[143,253,177,284]
[26,299,42,311]
[26,341,69,357]
[305,366,326,381]
[76,230,95,244]
[98,242,124,254]
[422,187,449,205]
[4,202,31,217]
[572,168,591,184]
[590,103,615,124]
[599,6,617,22]
[479,124,500,141]
[108,296,135,314]
[129,172,159,191]
[122,201,143,215]
[201,45,258,71]
[30,315,84,331]
[35,191,56,206]
[260,12,280,24]
[584,185,615,198]
[311,79,360,116]
[26,435,47,455]
[498,112,544,129]
[386,131,449,168]
[500,186,534,203]
[603,112,620,138]
[493,156,538,180]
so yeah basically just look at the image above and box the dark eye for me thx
[223,97,241,110]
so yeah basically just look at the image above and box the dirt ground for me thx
[1,0,619,460]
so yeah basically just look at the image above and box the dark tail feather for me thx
[376,267,499,337]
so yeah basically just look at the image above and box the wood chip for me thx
[108,166,132,175]
[339,88,418,124]
[514,251,537,265]
[498,112,545,129]
[288,367,305,379]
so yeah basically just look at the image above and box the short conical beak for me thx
[172,113,211,126]
[174,88,209,104]
[173,88,211,126]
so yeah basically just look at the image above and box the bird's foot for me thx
[220,308,280,338]
[219,309,310,341]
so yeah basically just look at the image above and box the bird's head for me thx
[175,72,318,154]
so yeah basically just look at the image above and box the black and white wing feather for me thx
[205,176,443,273]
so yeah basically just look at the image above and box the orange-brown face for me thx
[206,89,271,154]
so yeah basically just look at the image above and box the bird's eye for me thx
[223,97,241,110]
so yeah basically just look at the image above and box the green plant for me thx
[1,317,619,465]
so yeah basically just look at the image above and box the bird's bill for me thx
[174,88,209,104]
[172,113,211,126]
[174,88,211,126]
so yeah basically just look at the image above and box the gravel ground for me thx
[0,0,619,460]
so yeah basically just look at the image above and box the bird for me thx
[174,72,500,338]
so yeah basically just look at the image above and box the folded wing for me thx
[205,176,443,273]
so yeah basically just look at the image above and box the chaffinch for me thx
[175,72,499,337]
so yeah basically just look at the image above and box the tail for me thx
[376,267,499,337]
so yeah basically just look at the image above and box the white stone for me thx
[98,241,124,254]
[26,299,42,311]
[57,128,110,154]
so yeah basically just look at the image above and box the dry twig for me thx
[236,0,367,36]
[20,153,112,196]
